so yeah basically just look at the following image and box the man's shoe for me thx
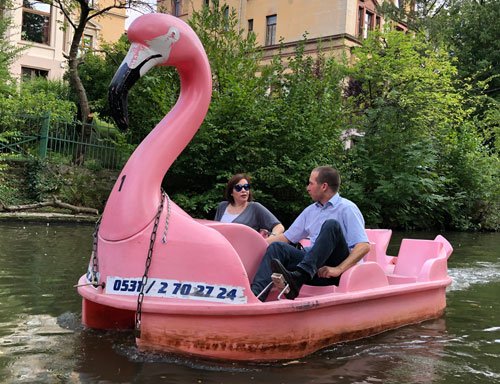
[270,259,305,300]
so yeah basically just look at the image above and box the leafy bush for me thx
[0,78,76,133]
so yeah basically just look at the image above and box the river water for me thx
[0,222,498,383]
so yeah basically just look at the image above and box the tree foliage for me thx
[163,5,347,225]
[50,5,500,230]
[78,35,179,143]
[0,0,23,96]
[52,0,154,125]
[380,0,447,32]
[345,30,498,230]
[0,78,76,132]
[432,0,500,94]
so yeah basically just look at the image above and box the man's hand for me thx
[317,242,370,278]
[317,266,343,278]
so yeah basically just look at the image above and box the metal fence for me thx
[0,113,125,169]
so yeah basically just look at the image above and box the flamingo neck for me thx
[100,57,212,241]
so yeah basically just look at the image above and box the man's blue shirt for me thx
[284,193,368,250]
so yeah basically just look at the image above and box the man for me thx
[251,166,370,301]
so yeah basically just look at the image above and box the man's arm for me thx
[317,242,370,278]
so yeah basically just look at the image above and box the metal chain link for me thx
[90,217,102,288]
[161,193,171,244]
[135,190,170,338]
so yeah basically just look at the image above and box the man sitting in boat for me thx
[251,166,371,301]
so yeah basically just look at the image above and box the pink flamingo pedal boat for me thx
[76,14,453,362]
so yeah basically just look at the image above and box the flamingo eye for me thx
[167,27,180,42]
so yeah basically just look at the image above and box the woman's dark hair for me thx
[224,173,253,204]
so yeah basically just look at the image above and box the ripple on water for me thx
[448,262,500,291]
[0,313,79,383]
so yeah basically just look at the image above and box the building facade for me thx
[158,0,403,62]
[5,0,127,80]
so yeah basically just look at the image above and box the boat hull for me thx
[78,225,453,361]
[137,286,447,361]
[80,279,449,361]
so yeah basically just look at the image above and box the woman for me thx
[214,174,285,238]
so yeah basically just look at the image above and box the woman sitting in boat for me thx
[214,173,285,238]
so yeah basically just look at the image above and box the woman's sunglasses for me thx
[234,183,250,192]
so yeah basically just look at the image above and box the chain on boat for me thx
[135,190,170,338]
[74,217,104,288]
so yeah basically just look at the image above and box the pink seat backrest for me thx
[337,262,388,293]
[393,239,443,277]
[362,242,377,262]
[365,229,392,264]
[434,235,453,259]
[203,222,268,281]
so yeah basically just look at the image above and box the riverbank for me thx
[0,211,98,223]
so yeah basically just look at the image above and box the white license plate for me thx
[105,276,247,304]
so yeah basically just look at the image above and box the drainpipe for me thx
[238,0,243,30]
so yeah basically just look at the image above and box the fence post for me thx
[39,112,50,159]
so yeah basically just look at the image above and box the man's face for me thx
[307,171,324,202]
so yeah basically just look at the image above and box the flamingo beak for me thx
[108,62,140,131]
[108,44,162,131]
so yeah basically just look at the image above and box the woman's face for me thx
[231,178,250,205]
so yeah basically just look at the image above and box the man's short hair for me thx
[314,166,340,193]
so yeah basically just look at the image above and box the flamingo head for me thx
[109,13,205,131]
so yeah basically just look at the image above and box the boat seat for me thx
[295,262,388,298]
[336,261,389,293]
[297,284,336,298]
[203,222,268,281]
[434,235,453,259]
[364,229,395,271]
[387,239,443,284]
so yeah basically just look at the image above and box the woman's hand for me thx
[271,223,285,235]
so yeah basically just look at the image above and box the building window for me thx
[357,7,364,38]
[358,6,377,39]
[173,0,181,16]
[265,14,277,46]
[248,19,253,34]
[203,0,209,6]
[223,5,229,26]
[21,66,49,80]
[364,11,373,38]
[22,0,51,45]
[78,34,94,56]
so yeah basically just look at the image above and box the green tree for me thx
[0,78,76,129]
[51,0,153,124]
[345,30,498,230]
[163,5,347,224]
[78,34,180,144]
[378,0,451,33]
[380,0,499,150]
[0,0,24,95]
[434,0,500,151]
[432,0,500,96]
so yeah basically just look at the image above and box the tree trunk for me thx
[68,3,91,165]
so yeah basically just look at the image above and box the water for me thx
[0,222,498,383]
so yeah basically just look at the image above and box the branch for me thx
[53,0,77,31]
[0,198,99,215]
[87,1,154,22]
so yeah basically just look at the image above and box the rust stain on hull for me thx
[137,308,446,361]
